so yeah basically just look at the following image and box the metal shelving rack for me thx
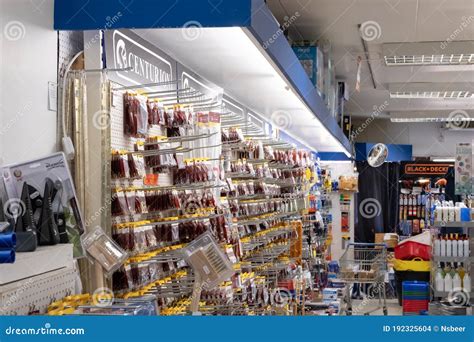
[431,221,473,304]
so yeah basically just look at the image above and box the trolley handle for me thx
[347,242,386,247]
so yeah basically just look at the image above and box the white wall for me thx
[320,162,355,261]
[0,0,57,165]
[353,119,473,158]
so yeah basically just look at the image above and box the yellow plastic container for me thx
[393,258,431,272]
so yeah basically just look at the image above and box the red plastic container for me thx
[403,299,429,312]
[395,241,431,261]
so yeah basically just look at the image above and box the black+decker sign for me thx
[404,163,451,175]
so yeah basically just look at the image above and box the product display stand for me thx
[432,221,473,302]
[49,28,331,316]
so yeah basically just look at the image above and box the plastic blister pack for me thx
[81,226,128,275]
[1,152,85,256]
[182,232,234,290]
[74,295,159,316]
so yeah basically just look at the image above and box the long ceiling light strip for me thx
[390,91,474,99]
[391,117,474,123]
[384,53,474,66]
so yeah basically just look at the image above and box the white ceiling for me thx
[267,0,474,119]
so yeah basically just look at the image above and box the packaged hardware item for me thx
[9,183,37,252]
[111,153,130,179]
[147,99,162,126]
[81,226,128,275]
[183,232,235,289]
[173,162,214,185]
[49,294,159,316]
[123,93,148,137]
[1,153,85,256]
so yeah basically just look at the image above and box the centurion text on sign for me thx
[104,29,175,87]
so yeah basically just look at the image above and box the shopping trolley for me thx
[338,243,388,316]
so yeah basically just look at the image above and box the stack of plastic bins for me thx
[402,281,430,315]
[393,241,431,306]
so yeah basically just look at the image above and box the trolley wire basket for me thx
[338,243,388,316]
[339,243,387,283]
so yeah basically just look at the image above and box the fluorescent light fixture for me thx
[320,160,352,164]
[391,118,441,123]
[136,27,351,156]
[391,117,474,123]
[431,158,455,162]
[384,54,474,66]
[390,91,473,99]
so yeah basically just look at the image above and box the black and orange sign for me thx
[404,163,452,175]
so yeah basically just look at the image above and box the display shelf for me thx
[0,244,73,285]
[433,221,474,228]
[432,256,473,263]
[112,212,223,228]
[56,20,322,315]
[236,211,299,226]
[432,290,462,297]
[111,180,224,192]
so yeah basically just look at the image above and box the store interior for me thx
[0,0,472,316]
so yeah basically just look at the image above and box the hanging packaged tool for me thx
[13,182,38,251]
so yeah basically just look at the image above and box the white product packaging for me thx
[463,274,471,293]
[440,238,446,257]
[435,271,444,291]
[444,273,453,292]
[434,237,441,256]
[453,272,462,289]
[446,238,452,257]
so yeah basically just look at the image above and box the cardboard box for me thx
[322,287,339,303]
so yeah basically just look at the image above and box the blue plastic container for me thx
[460,208,471,222]
[402,280,430,293]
